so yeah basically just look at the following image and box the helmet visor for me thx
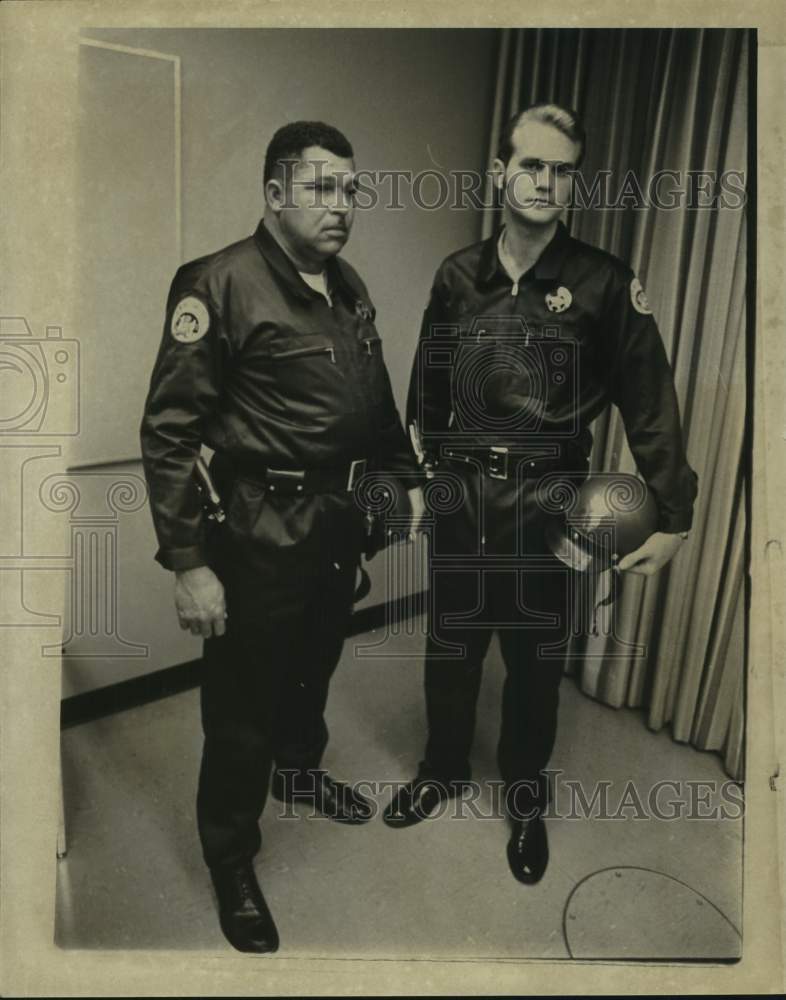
[545,517,604,572]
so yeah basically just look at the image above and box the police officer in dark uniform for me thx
[386,104,698,885]
[140,121,422,953]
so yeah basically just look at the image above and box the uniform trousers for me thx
[418,464,575,816]
[196,481,364,869]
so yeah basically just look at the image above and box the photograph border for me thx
[1,1,783,995]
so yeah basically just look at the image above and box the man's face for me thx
[272,145,356,263]
[495,119,580,226]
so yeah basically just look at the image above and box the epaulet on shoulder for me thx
[335,256,369,298]
[177,235,256,283]
[439,238,486,273]
[171,237,258,308]
[569,232,634,280]
[430,239,487,298]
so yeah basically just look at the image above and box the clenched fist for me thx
[175,566,227,638]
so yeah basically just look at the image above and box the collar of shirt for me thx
[477,220,572,288]
[298,268,332,306]
[253,219,357,306]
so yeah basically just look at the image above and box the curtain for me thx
[484,29,749,780]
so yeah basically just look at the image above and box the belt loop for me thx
[347,458,368,491]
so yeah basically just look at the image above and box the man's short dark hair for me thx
[497,103,585,167]
[263,121,354,185]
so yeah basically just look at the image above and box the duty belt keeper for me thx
[488,446,509,480]
[265,468,306,494]
[347,458,367,491]
[256,460,369,495]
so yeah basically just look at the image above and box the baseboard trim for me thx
[60,590,428,729]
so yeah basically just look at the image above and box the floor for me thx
[56,621,743,960]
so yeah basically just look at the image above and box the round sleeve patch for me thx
[171,296,210,343]
[630,277,653,316]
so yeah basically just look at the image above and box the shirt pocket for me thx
[357,331,389,394]
[267,335,343,418]
[269,340,336,364]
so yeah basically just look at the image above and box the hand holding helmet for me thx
[543,472,687,637]
[615,530,685,576]
[545,472,685,576]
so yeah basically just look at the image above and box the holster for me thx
[362,510,388,561]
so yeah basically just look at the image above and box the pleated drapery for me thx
[484,29,749,779]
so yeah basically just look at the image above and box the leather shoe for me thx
[506,814,549,884]
[209,861,279,953]
[383,778,462,828]
[271,769,373,824]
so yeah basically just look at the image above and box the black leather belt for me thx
[442,446,562,482]
[232,458,369,495]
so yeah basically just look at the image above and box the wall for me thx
[62,27,496,697]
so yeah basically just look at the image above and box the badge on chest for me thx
[545,286,573,313]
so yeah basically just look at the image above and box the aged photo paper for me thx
[1,0,784,995]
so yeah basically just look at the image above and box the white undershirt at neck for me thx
[497,230,527,285]
[298,269,332,306]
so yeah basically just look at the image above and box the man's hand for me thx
[175,566,227,638]
[407,485,426,541]
[615,531,686,577]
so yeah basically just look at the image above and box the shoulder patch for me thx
[630,277,653,316]
[171,296,210,343]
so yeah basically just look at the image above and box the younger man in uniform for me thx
[389,104,697,885]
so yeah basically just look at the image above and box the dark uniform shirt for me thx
[141,220,416,572]
[406,221,698,536]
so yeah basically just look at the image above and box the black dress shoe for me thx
[383,778,462,828]
[271,769,373,824]
[209,861,280,954]
[506,814,549,884]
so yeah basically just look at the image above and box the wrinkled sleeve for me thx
[406,276,454,461]
[605,271,698,533]
[376,359,422,479]
[139,277,228,570]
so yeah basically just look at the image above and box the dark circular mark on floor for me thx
[562,865,741,960]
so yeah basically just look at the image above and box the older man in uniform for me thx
[141,121,421,953]
[387,103,697,884]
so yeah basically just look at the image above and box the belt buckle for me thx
[347,458,368,491]
[488,446,509,480]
